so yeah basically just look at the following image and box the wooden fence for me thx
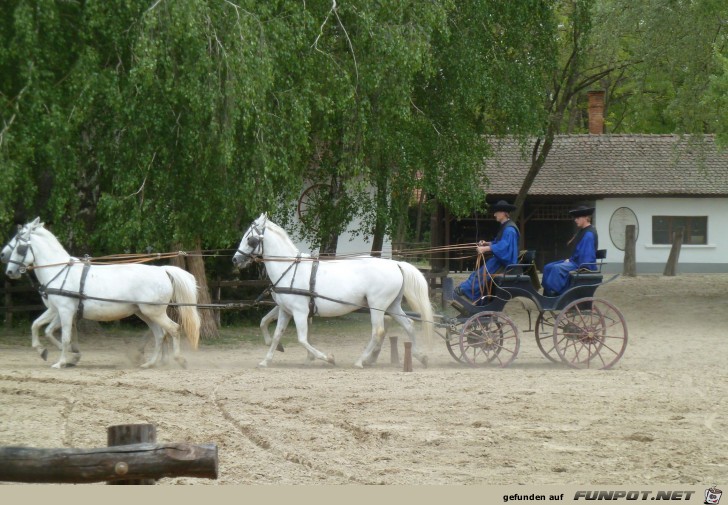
[2,270,451,328]
[2,280,44,328]
[0,424,217,484]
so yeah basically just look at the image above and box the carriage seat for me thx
[501,250,541,290]
[569,249,606,285]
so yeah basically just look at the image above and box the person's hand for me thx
[477,245,490,254]
[564,258,570,263]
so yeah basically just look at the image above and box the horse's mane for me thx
[265,220,301,254]
[31,226,71,257]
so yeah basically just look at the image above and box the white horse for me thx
[232,214,434,368]
[4,219,201,369]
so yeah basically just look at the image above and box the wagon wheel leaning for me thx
[535,310,561,363]
[297,183,332,227]
[552,297,628,369]
[458,311,520,367]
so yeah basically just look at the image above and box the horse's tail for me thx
[162,266,201,350]
[397,261,435,349]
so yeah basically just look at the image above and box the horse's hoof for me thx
[139,362,154,369]
[353,360,364,369]
[257,361,269,368]
[419,355,429,368]
[40,348,48,361]
[175,357,188,369]
[276,343,285,352]
[326,354,336,366]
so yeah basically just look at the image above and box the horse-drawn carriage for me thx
[3,214,627,371]
[438,250,628,369]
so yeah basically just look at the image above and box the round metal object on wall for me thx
[608,206,639,251]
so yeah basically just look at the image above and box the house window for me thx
[652,216,707,245]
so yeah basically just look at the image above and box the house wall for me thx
[291,214,392,258]
[595,197,728,273]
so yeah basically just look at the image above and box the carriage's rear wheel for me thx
[553,298,628,369]
[459,312,520,367]
[535,311,561,363]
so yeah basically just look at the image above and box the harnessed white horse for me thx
[4,219,201,369]
[232,214,434,368]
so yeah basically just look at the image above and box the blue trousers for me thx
[541,260,579,296]
[458,258,504,301]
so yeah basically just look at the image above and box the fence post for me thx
[3,279,11,329]
[389,336,399,364]
[663,228,683,276]
[403,342,412,372]
[623,225,636,277]
[107,424,157,485]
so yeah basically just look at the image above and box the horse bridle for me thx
[236,218,266,263]
[5,231,32,273]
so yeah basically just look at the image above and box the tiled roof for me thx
[483,134,728,197]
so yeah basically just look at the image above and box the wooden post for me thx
[663,228,683,276]
[3,279,11,329]
[403,342,412,372]
[389,336,399,365]
[107,424,157,484]
[623,225,636,277]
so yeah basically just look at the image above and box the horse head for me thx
[2,217,43,265]
[232,213,267,269]
[1,230,20,264]
[5,223,35,279]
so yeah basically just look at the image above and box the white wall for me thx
[290,214,392,258]
[595,197,728,273]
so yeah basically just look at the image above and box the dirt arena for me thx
[0,273,726,485]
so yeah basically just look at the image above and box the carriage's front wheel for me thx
[553,298,628,369]
[459,312,520,367]
[535,311,561,363]
[441,321,467,363]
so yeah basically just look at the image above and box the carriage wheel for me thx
[535,311,561,363]
[553,298,628,369]
[459,312,520,367]
[441,322,466,363]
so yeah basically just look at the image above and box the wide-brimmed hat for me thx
[568,205,595,217]
[490,200,517,213]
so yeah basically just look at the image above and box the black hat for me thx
[490,200,517,213]
[568,205,595,217]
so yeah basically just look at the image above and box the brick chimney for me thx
[587,90,605,134]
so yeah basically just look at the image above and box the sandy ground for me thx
[0,273,726,485]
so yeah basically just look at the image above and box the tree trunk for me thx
[371,170,388,258]
[171,241,218,339]
[188,239,218,338]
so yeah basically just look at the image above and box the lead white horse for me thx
[232,214,434,368]
[4,219,201,368]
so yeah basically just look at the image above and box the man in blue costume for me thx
[455,200,520,302]
[542,205,598,297]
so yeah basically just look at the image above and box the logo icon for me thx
[705,487,722,505]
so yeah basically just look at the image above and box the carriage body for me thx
[441,250,628,369]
